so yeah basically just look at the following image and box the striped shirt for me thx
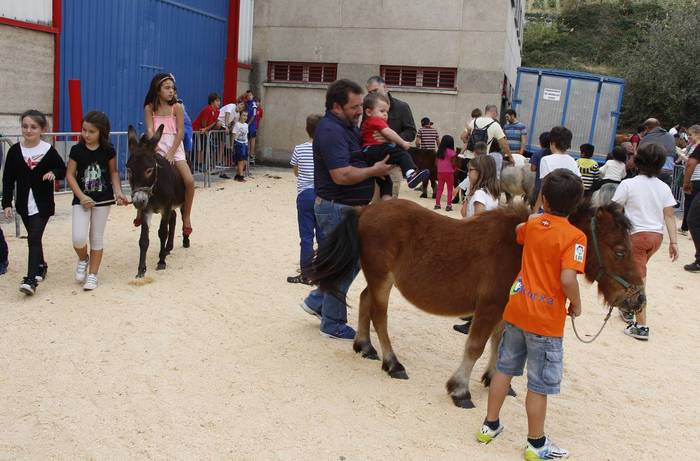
[503,121,528,153]
[290,141,314,194]
[576,157,600,190]
[417,126,439,150]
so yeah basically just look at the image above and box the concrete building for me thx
[252,0,525,163]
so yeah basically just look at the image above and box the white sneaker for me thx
[524,437,569,460]
[83,274,98,291]
[75,258,89,282]
[476,422,504,444]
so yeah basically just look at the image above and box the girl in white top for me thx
[454,154,501,334]
[599,146,628,183]
[536,126,581,210]
[612,143,678,341]
[460,154,500,218]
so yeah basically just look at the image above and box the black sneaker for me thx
[684,261,700,273]
[453,320,472,335]
[35,263,48,282]
[434,205,441,210]
[219,173,232,179]
[19,277,37,296]
[287,274,313,285]
[0,260,7,275]
[407,169,430,189]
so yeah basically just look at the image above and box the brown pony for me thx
[309,199,645,409]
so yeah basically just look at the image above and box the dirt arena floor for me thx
[0,167,697,460]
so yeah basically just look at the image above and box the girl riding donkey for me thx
[140,72,195,245]
[66,111,128,291]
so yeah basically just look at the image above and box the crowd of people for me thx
[284,77,698,460]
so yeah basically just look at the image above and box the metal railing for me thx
[671,163,685,212]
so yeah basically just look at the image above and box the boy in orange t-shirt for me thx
[476,169,586,461]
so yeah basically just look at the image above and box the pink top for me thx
[436,148,457,173]
[152,105,186,162]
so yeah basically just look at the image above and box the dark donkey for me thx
[309,199,646,409]
[126,125,187,278]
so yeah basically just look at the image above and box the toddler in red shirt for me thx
[359,93,429,189]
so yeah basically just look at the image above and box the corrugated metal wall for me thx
[59,0,229,135]
[0,0,52,25]
[238,0,254,64]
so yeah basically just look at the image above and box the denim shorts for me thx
[235,141,248,161]
[496,322,564,395]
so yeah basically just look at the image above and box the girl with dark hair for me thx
[434,135,457,211]
[143,72,195,236]
[2,109,66,295]
[612,143,678,340]
[66,111,128,291]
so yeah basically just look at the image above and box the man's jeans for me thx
[304,197,360,332]
[687,184,700,264]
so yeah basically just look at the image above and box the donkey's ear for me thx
[150,124,165,146]
[128,125,139,152]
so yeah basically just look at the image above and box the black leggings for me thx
[20,214,49,279]
[0,225,7,263]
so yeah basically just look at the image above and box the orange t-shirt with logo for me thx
[503,213,587,337]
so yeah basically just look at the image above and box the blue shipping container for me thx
[59,0,229,133]
[512,67,625,159]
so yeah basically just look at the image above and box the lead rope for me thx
[570,305,614,344]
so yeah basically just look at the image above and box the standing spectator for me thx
[245,90,258,164]
[683,126,700,272]
[416,117,439,151]
[576,143,599,196]
[681,125,700,237]
[0,143,7,275]
[638,118,676,185]
[288,114,323,285]
[366,76,417,198]
[434,135,457,211]
[630,125,645,155]
[218,102,239,132]
[232,111,249,182]
[466,105,513,161]
[529,132,551,208]
[460,108,483,161]
[612,144,678,340]
[300,79,393,340]
[192,93,221,132]
[503,109,528,157]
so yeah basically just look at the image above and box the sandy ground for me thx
[0,166,698,460]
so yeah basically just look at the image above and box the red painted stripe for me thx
[68,80,83,133]
[238,63,252,70]
[223,0,240,104]
[0,16,58,34]
[52,0,62,131]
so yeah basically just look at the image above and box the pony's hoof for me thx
[508,385,517,397]
[354,341,379,360]
[136,272,145,279]
[156,262,166,271]
[364,351,380,361]
[389,369,409,380]
[183,236,190,248]
[451,395,476,409]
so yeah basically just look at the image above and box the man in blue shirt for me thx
[638,118,677,185]
[300,79,393,340]
[503,109,528,157]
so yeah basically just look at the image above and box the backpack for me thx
[467,119,496,152]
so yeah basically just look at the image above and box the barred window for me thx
[380,66,457,89]
[267,62,337,84]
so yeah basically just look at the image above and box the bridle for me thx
[570,211,640,344]
[131,161,160,198]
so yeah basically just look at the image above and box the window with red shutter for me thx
[268,62,339,84]
[380,66,457,89]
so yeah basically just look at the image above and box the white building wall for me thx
[0,0,52,25]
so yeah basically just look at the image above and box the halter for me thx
[132,161,160,197]
[590,212,632,290]
[570,211,639,344]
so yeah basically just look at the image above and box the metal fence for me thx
[1,129,253,236]
[671,163,686,211]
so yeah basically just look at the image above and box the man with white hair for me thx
[366,76,417,198]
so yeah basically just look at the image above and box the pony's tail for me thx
[307,208,361,306]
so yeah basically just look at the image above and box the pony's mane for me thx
[569,198,631,232]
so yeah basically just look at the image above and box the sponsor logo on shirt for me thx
[574,244,585,263]
[510,277,554,305]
